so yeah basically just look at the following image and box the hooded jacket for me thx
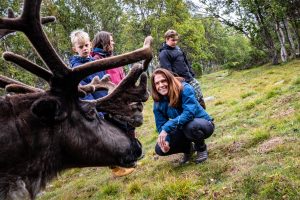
[91,48,125,85]
[69,55,107,100]
[153,82,212,135]
[159,43,194,82]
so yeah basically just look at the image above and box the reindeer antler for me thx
[78,75,116,97]
[72,36,153,86]
[0,75,43,93]
[1,0,153,87]
[93,63,149,127]
[0,8,56,40]
[3,52,53,82]
[1,0,153,126]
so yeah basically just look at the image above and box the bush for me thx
[246,49,268,68]
[192,62,203,77]
[223,62,241,69]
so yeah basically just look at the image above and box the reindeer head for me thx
[0,0,153,171]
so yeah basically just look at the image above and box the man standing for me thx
[159,29,206,109]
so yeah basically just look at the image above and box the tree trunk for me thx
[275,21,287,62]
[282,18,296,58]
[253,0,279,65]
[290,19,300,57]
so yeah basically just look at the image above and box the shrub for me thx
[259,175,300,199]
[244,101,256,110]
[101,183,120,196]
[241,92,256,99]
[192,62,203,77]
[293,77,300,85]
[246,130,270,148]
[266,88,282,99]
[222,62,241,69]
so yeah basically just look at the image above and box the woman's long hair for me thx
[151,68,183,107]
[92,31,113,53]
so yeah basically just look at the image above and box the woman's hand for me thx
[158,130,170,153]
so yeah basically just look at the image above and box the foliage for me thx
[0,0,262,87]
[195,17,258,71]
[1,0,298,88]
[192,62,203,77]
[200,0,300,65]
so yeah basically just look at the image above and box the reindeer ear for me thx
[31,97,67,122]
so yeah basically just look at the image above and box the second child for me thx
[91,31,125,85]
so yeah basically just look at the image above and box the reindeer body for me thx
[0,91,143,199]
[0,1,153,199]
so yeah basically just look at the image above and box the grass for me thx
[38,59,300,200]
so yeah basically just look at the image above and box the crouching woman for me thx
[151,68,214,164]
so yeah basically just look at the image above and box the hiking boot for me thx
[180,153,192,164]
[195,150,208,164]
[111,166,135,177]
[180,144,195,164]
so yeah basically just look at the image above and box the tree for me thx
[120,0,207,70]
[200,0,300,64]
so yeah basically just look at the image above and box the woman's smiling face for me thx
[154,73,169,96]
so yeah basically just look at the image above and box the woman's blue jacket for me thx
[153,82,212,134]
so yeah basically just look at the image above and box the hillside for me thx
[38,60,300,200]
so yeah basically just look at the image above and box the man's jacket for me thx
[159,43,194,82]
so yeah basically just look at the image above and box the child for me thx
[69,29,107,101]
[91,31,125,84]
[91,31,136,177]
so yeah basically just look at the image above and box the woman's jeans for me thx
[155,118,215,156]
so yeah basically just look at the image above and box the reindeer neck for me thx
[4,136,63,199]
[0,93,64,199]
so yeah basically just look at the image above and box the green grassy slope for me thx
[38,60,300,200]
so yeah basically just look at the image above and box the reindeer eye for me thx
[88,109,95,115]
[79,102,97,120]
[85,108,97,120]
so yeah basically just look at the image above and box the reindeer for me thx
[0,1,153,199]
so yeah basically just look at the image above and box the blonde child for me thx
[69,29,107,101]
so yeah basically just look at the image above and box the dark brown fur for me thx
[0,1,153,199]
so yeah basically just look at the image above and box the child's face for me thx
[73,39,91,58]
[104,35,115,53]
[109,35,115,52]
[166,36,179,48]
